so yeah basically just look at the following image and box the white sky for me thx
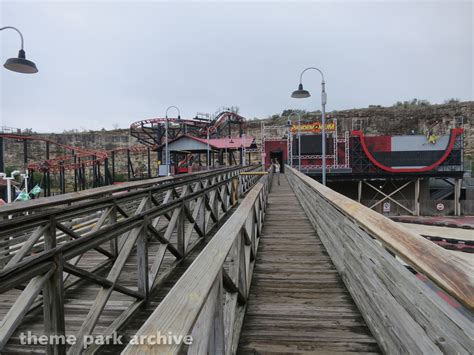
[1,0,473,132]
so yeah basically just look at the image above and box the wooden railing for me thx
[123,169,273,354]
[0,165,261,354]
[0,166,250,217]
[286,166,474,354]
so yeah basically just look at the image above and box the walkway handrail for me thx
[0,166,260,240]
[0,166,263,353]
[287,166,473,309]
[0,165,258,216]
[286,166,473,354]
[123,170,273,354]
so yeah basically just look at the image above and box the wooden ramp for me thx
[238,174,380,354]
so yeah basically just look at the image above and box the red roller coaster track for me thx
[0,134,156,173]
[130,110,246,147]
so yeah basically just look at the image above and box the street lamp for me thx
[0,26,38,74]
[165,106,181,176]
[291,67,327,185]
[285,119,292,168]
[286,111,301,170]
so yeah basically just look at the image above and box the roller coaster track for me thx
[0,134,156,173]
[130,109,246,147]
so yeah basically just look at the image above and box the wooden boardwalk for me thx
[2,167,472,354]
[238,174,380,354]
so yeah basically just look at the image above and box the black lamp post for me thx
[291,67,327,185]
[1,26,38,74]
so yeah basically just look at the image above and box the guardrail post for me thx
[209,271,225,354]
[231,177,239,205]
[177,204,185,256]
[110,203,118,257]
[43,217,66,355]
[137,216,149,304]
[197,191,206,237]
[414,178,420,216]
[454,178,462,216]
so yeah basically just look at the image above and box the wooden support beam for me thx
[222,268,246,305]
[5,224,47,267]
[366,180,415,215]
[42,254,66,355]
[63,262,142,299]
[55,222,114,259]
[0,269,53,349]
[415,178,420,216]
[137,217,149,303]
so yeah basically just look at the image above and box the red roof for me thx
[191,136,255,149]
[164,135,255,150]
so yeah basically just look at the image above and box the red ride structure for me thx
[0,133,158,198]
[130,108,246,148]
[130,108,247,172]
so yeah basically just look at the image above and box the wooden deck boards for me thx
[237,174,380,354]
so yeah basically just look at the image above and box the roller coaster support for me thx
[111,151,116,183]
[147,147,151,178]
[0,137,5,201]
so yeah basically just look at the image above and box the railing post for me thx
[454,178,462,216]
[43,217,66,355]
[109,203,118,257]
[209,271,225,354]
[232,177,239,205]
[197,191,206,237]
[177,204,185,256]
[414,178,420,216]
[137,216,149,304]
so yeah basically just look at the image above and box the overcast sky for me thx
[1,0,472,132]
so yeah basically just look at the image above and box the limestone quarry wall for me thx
[2,101,472,173]
[246,101,473,156]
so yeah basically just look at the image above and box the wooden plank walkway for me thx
[238,174,380,354]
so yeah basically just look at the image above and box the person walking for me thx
[272,158,281,185]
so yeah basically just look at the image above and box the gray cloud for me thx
[1,0,472,132]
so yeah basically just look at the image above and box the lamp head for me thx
[291,83,310,99]
[4,49,38,74]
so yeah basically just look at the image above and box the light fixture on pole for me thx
[0,26,38,74]
[285,119,292,168]
[164,106,181,176]
[291,67,327,185]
